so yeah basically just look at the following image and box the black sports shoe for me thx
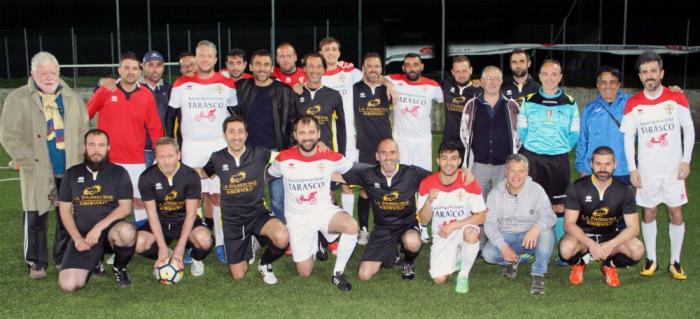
[401,262,416,280]
[113,267,131,288]
[393,253,401,266]
[331,271,352,291]
[92,260,105,278]
[316,244,328,261]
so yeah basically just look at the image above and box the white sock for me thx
[669,223,685,264]
[213,205,223,247]
[641,220,657,262]
[333,233,357,274]
[133,209,147,223]
[341,193,355,215]
[459,241,479,278]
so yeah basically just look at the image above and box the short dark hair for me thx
[302,52,327,70]
[592,146,615,160]
[294,115,321,132]
[250,49,273,64]
[437,140,464,160]
[403,53,422,63]
[510,49,531,62]
[84,128,109,145]
[319,37,340,49]
[636,50,663,72]
[227,48,246,60]
[178,51,195,60]
[452,55,471,67]
[119,51,140,65]
[362,52,382,66]
[222,115,247,133]
[596,66,622,83]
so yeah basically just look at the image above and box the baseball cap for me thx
[143,51,165,63]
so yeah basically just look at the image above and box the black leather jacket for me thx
[234,79,296,150]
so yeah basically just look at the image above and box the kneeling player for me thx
[559,147,644,287]
[135,137,212,276]
[418,141,486,294]
[203,116,289,284]
[58,129,137,292]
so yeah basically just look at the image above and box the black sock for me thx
[113,245,135,270]
[260,243,286,265]
[191,246,211,261]
[358,197,370,229]
[318,232,328,248]
[559,252,584,265]
[204,217,214,231]
[608,254,638,268]
[140,243,158,260]
[403,247,421,264]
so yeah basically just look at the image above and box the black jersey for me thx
[441,78,482,144]
[138,163,201,224]
[203,146,272,223]
[342,164,432,227]
[59,163,133,234]
[353,81,392,151]
[292,86,346,154]
[501,75,540,106]
[564,176,636,235]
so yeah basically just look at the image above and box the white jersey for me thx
[322,62,363,160]
[621,87,694,178]
[417,171,486,234]
[387,74,444,140]
[268,146,353,218]
[169,73,237,142]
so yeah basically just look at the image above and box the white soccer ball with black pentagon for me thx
[153,258,184,285]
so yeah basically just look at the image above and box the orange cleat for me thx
[569,264,585,285]
[602,265,620,287]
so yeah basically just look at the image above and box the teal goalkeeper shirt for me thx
[517,87,580,155]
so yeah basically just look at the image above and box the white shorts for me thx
[181,139,227,168]
[116,163,146,199]
[286,205,345,262]
[201,176,221,194]
[429,224,480,278]
[636,174,688,208]
[395,137,432,171]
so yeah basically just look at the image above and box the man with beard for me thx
[221,48,253,82]
[135,137,212,277]
[502,49,540,105]
[88,52,164,229]
[442,56,482,145]
[559,147,644,287]
[268,116,358,291]
[178,52,196,77]
[202,116,289,284]
[57,129,136,292]
[273,42,306,94]
[621,51,695,280]
[418,141,486,294]
[141,51,176,164]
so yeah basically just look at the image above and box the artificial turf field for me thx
[0,135,698,319]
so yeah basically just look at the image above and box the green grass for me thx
[0,136,699,319]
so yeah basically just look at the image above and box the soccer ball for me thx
[153,259,184,285]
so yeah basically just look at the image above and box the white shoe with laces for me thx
[258,263,278,285]
[190,259,205,277]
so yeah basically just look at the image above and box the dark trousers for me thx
[22,177,69,268]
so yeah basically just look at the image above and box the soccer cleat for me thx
[640,258,657,276]
[28,263,47,280]
[258,263,278,285]
[357,227,369,246]
[249,237,261,265]
[113,267,131,288]
[331,271,352,291]
[216,245,227,263]
[530,275,545,295]
[569,264,585,285]
[328,241,338,256]
[502,263,518,279]
[420,226,430,244]
[190,259,204,277]
[106,253,115,265]
[316,243,328,261]
[401,262,416,280]
[394,253,401,266]
[183,248,193,265]
[668,262,687,280]
[92,260,106,278]
[455,275,469,294]
[601,265,620,287]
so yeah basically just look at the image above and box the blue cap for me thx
[143,51,165,63]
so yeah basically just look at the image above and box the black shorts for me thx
[61,220,124,271]
[359,149,377,165]
[585,231,620,244]
[223,212,277,264]
[362,223,420,267]
[522,149,570,205]
[138,217,208,244]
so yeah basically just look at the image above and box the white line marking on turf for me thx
[0,177,19,182]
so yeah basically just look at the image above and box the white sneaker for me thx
[106,254,115,265]
[420,225,430,244]
[249,236,261,265]
[358,227,369,245]
[190,259,204,277]
[258,263,278,285]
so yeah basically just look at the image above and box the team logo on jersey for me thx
[300,97,305,103]
[373,183,381,189]
[222,164,229,171]
[665,104,674,114]
[187,84,193,90]
[317,162,327,173]
[360,92,366,98]
[287,162,295,169]
[285,77,291,82]
[110,95,118,103]
[195,109,217,122]
[229,171,247,184]
[306,105,322,115]
[452,96,466,104]
[83,185,102,196]
[646,133,668,148]
[637,108,643,114]
[296,191,318,205]
[592,207,609,218]
[401,105,420,117]
[77,176,85,183]
[584,195,592,203]
[382,191,399,202]
[506,89,513,96]
[216,86,224,95]
[367,98,381,108]
[155,182,163,190]
[164,190,178,201]
[450,87,455,93]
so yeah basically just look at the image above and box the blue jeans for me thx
[482,228,555,276]
[269,178,285,223]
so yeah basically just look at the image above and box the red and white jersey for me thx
[169,73,237,142]
[417,171,486,234]
[387,74,444,140]
[273,67,306,88]
[323,62,363,151]
[268,146,353,217]
[621,87,694,178]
